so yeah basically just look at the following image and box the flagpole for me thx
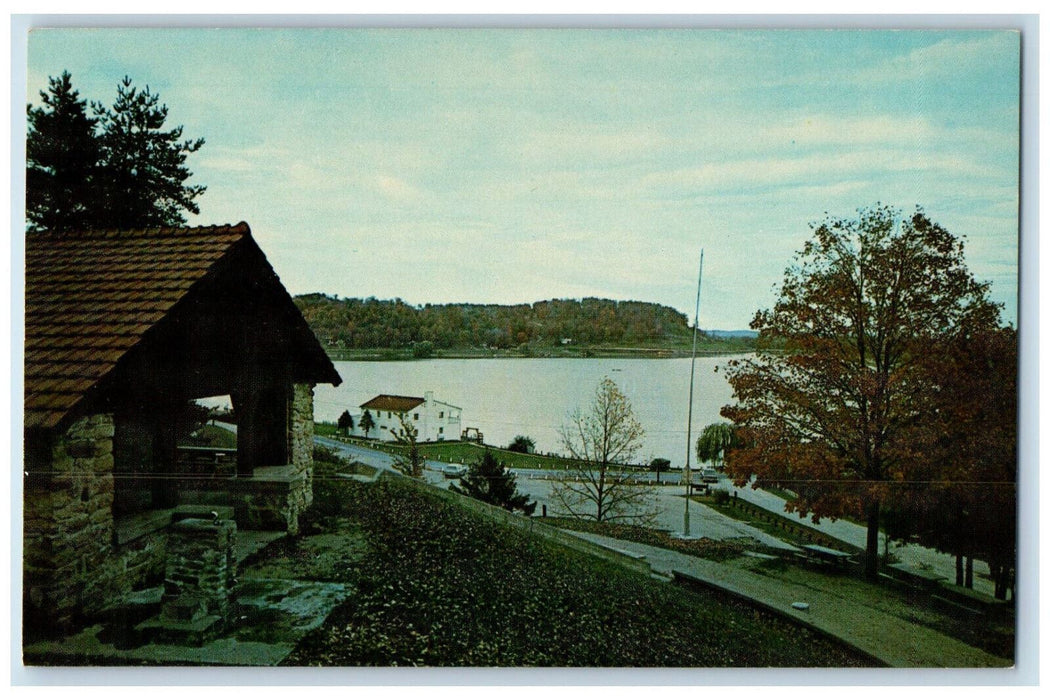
[683,250,703,537]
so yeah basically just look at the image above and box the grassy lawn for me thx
[414,442,579,470]
[281,473,875,667]
[314,421,342,438]
[180,424,237,448]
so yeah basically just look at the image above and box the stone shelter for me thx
[23,222,341,637]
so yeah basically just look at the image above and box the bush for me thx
[412,341,435,359]
[712,488,731,506]
[314,443,346,466]
[450,450,537,515]
[507,435,535,454]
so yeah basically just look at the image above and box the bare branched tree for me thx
[389,415,425,478]
[551,377,656,524]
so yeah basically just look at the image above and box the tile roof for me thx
[24,223,253,430]
[360,395,426,413]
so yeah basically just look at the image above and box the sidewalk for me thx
[567,530,1011,668]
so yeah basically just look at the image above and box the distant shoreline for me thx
[324,346,755,362]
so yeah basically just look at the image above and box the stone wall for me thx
[290,383,315,509]
[218,467,307,534]
[24,384,318,635]
[24,414,118,631]
[88,534,168,609]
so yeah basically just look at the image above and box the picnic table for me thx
[886,563,948,589]
[799,543,853,569]
[176,445,237,479]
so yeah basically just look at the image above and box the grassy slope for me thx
[180,424,237,448]
[413,442,575,469]
[283,476,874,667]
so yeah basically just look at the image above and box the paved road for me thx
[314,436,465,486]
[317,438,798,551]
[314,437,997,597]
[516,475,798,552]
[626,468,995,598]
[315,437,399,473]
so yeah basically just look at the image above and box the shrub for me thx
[314,443,347,466]
[411,340,435,359]
[507,435,535,454]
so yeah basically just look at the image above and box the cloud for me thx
[373,174,424,202]
[636,129,1014,202]
[513,125,671,168]
[854,33,1019,86]
[28,28,1020,329]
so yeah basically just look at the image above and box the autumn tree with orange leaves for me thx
[881,325,1016,598]
[721,205,1008,580]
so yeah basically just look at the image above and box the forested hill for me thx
[294,294,752,356]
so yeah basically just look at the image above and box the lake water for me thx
[314,357,743,467]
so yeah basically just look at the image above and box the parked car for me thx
[439,462,468,478]
[701,468,720,484]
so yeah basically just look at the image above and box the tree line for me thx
[293,294,718,351]
[26,71,205,232]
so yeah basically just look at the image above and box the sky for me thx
[25,27,1021,329]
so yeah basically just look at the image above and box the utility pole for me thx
[683,249,703,537]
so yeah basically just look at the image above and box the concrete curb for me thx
[671,569,887,667]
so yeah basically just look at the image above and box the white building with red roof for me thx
[356,391,461,443]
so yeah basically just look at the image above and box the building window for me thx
[439,411,444,419]
[414,413,419,421]
[439,427,444,434]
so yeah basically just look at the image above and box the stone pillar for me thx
[23,414,116,633]
[162,517,237,624]
[290,383,315,507]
